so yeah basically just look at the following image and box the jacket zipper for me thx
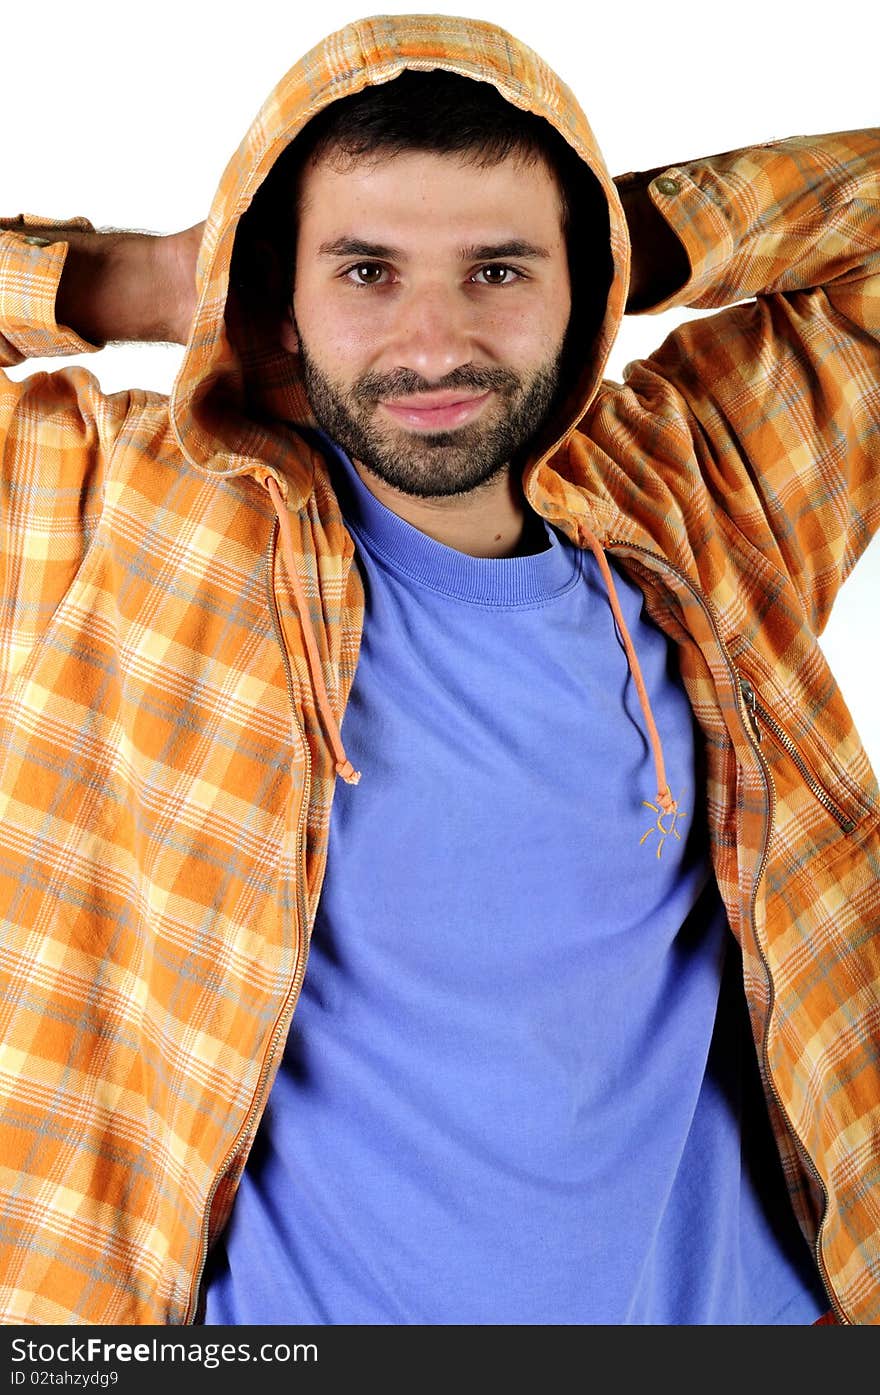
[184,518,314,1325]
[739,678,857,833]
[607,537,848,1324]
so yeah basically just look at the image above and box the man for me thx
[0,13,877,1325]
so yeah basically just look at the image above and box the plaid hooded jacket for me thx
[0,13,878,1326]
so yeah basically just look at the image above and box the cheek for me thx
[300,285,386,354]
[295,280,568,367]
[487,284,570,353]
[493,308,566,367]
[294,295,372,368]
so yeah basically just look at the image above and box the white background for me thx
[4,0,878,767]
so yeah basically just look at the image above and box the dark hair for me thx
[231,68,610,361]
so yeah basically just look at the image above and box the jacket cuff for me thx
[618,130,880,317]
[0,214,104,359]
[634,166,737,314]
[616,161,739,316]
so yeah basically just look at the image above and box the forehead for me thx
[295,147,566,244]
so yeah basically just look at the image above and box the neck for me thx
[349,459,548,558]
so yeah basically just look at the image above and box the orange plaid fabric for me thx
[0,14,878,1324]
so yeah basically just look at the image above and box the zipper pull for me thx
[740,678,762,744]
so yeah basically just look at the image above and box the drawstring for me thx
[265,475,361,785]
[578,521,677,816]
[264,473,670,812]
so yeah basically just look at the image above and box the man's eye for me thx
[343,262,389,286]
[341,262,524,288]
[473,264,521,286]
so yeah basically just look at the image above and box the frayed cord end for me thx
[656,787,677,816]
[336,759,361,785]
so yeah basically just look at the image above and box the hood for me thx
[167,13,678,813]
[168,11,631,511]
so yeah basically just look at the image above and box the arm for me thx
[612,128,880,632]
[0,215,203,352]
[616,128,880,317]
[0,216,200,687]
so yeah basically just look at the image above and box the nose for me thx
[389,281,475,381]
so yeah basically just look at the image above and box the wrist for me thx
[161,224,203,346]
[54,229,189,346]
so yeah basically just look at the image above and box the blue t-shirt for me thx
[203,432,829,1324]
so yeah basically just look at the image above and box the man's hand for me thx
[46,220,206,346]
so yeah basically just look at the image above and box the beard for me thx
[294,321,569,500]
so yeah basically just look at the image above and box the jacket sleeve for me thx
[615,128,880,634]
[0,217,132,686]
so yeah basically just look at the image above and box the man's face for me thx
[281,146,572,500]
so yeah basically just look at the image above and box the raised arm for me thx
[0,215,203,355]
[0,215,201,688]
[611,128,880,631]
[617,128,880,317]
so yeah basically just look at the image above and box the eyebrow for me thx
[316,236,552,262]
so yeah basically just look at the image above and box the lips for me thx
[380,391,492,431]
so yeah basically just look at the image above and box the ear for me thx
[279,302,300,355]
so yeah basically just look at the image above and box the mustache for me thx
[351,365,519,405]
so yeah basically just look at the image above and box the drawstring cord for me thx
[265,475,361,785]
[578,521,677,816]
[264,472,671,813]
